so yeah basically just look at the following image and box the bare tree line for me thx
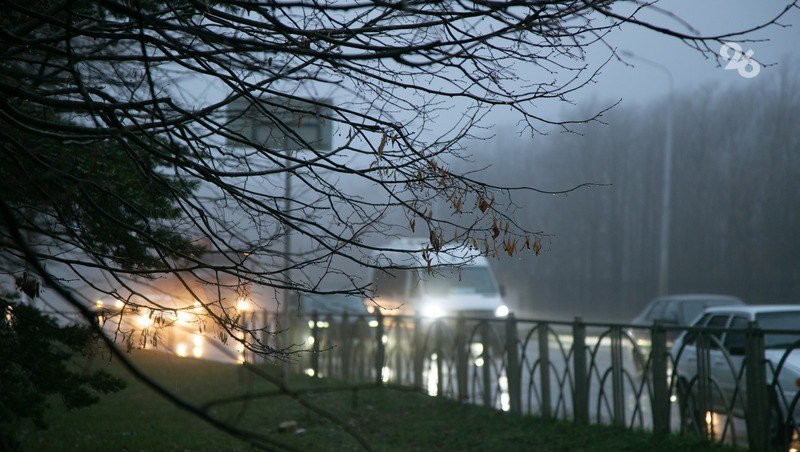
[481,64,800,321]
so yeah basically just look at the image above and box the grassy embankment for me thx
[19,350,735,451]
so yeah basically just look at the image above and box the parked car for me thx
[671,305,800,447]
[628,294,744,371]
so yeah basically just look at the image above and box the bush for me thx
[0,293,125,451]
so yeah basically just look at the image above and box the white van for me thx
[365,238,509,318]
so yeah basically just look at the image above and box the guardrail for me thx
[251,311,800,451]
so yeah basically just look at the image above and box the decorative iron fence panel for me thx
[270,311,800,451]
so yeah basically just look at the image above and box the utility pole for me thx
[282,145,293,317]
[622,51,674,296]
[282,141,293,383]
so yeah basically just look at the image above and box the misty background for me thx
[463,62,800,322]
[20,2,800,324]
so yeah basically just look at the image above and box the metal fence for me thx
[254,311,800,451]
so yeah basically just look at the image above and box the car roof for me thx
[652,294,743,304]
[704,304,800,314]
[300,294,367,314]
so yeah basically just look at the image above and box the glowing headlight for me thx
[176,311,191,326]
[422,305,445,318]
[494,305,509,317]
[136,314,153,328]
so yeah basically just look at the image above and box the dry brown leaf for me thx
[478,197,488,213]
[377,132,387,157]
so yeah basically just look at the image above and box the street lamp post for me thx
[622,51,674,296]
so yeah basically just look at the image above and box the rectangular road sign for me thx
[226,95,332,151]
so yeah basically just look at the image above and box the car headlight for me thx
[422,305,445,318]
[494,305,509,318]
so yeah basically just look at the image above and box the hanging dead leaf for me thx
[430,229,441,253]
[478,197,488,213]
[377,132,387,157]
[410,218,415,233]
[14,272,39,299]
[505,238,516,257]
[297,115,303,128]
[533,240,542,256]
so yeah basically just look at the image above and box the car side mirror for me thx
[499,285,506,297]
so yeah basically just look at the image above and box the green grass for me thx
[19,350,735,451]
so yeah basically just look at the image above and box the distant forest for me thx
[472,65,800,322]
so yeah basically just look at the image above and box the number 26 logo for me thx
[719,42,761,79]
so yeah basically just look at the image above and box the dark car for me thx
[628,294,744,372]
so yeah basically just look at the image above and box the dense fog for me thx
[464,64,800,321]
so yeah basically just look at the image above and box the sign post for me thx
[226,94,332,379]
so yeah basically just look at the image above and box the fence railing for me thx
[251,311,800,451]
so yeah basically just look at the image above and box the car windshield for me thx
[423,267,497,295]
[644,301,666,321]
[681,298,741,325]
[756,311,800,349]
